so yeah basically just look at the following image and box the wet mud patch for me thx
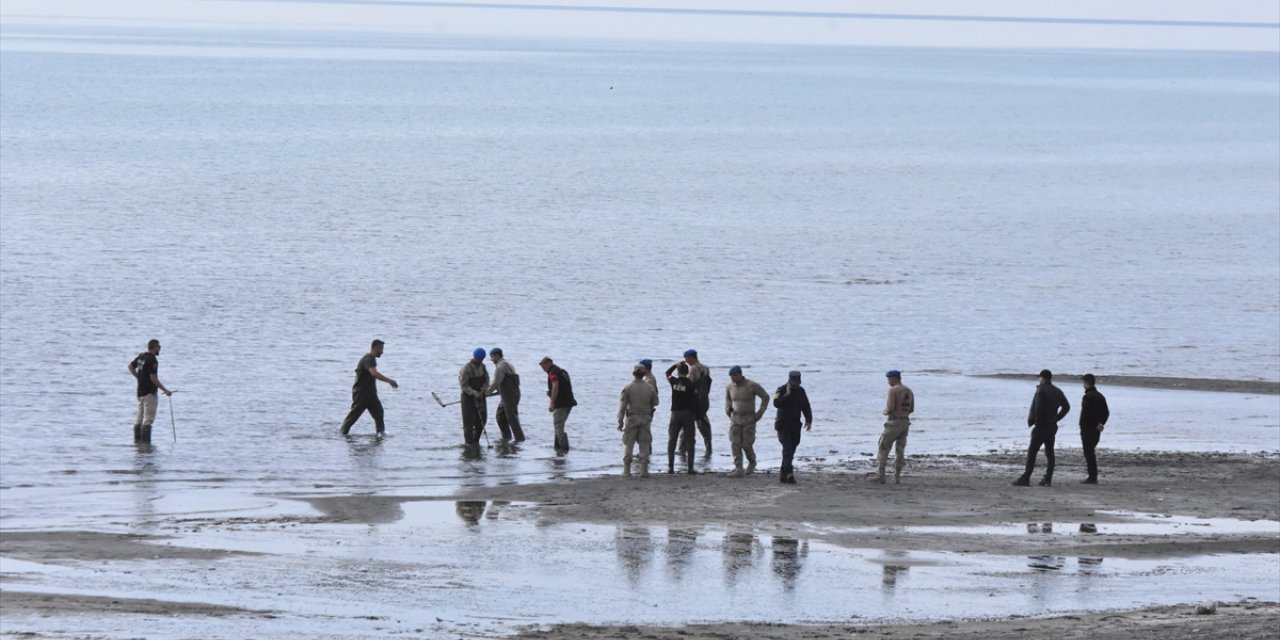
[0,590,270,618]
[0,530,255,564]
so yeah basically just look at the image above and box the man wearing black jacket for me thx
[1078,373,1110,484]
[773,371,813,484]
[1013,369,1070,487]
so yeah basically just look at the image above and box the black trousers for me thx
[1080,427,1101,479]
[667,409,696,467]
[461,395,487,444]
[340,394,384,434]
[777,426,802,477]
[1021,425,1057,479]
[495,400,524,441]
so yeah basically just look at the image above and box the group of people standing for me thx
[127,339,1109,486]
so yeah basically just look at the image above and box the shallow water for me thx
[3,500,1278,638]
[1,25,1279,636]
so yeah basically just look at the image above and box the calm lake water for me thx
[1,24,1278,637]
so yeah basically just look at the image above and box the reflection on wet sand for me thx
[455,501,487,527]
[486,500,509,520]
[770,536,808,591]
[131,443,159,532]
[616,526,654,587]
[722,531,758,587]
[880,550,910,593]
[665,528,698,581]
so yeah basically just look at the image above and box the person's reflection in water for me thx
[495,439,519,458]
[455,501,487,527]
[770,536,809,592]
[880,550,910,594]
[131,442,160,532]
[1077,556,1104,575]
[346,432,384,483]
[460,443,485,462]
[485,500,509,521]
[665,527,698,582]
[722,531,758,587]
[616,526,653,588]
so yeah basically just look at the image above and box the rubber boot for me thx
[623,461,632,478]
[668,461,676,474]
[687,459,696,475]
[639,462,650,478]
[1012,475,1031,486]
[133,424,143,442]
[726,465,744,478]
[874,461,887,484]
[562,433,570,454]
[139,425,152,443]
[744,454,756,476]
[1038,475,1052,487]
[894,468,901,484]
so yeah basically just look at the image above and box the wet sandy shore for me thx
[456,450,1280,558]
[2,451,1277,636]
[515,601,1280,640]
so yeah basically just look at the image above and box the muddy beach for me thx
[3,450,1277,638]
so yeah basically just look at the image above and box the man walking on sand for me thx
[128,339,172,443]
[773,371,813,484]
[683,349,714,458]
[1013,369,1070,487]
[874,370,914,484]
[488,348,524,442]
[664,361,699,474]
[1079,373,1110,484]
[540,357,577,454]
[724,365,770,478]
[459,348,490,446]
[618,364,659,477]
[339,339,398,436]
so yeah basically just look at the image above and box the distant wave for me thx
[218,0,1280,30]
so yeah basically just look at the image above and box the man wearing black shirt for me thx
[1078,373,1110,484]
[339,339,398,436]
[773,371,813,484]
[127,339,171,443]
[1013,369,1070,487]
[664,362,699,474]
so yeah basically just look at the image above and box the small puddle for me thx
[804,511,1280,537]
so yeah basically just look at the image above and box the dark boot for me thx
[139,425,152,443]
[133,424,143,441]
[1081,476,1098,485]
[1038,475,1052,487]
[1012,476,1031,486]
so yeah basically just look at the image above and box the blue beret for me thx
[473,347,487,359]
[489,348,503,356]
[683,349,697,358]
[729,365,743,376]
[886,370,901,378]
[639,359,652,367]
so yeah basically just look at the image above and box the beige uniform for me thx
[618,379,659,473]
[878,383,915,477]
[724,378,770,471]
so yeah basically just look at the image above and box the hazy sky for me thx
[2,0,1278,51]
